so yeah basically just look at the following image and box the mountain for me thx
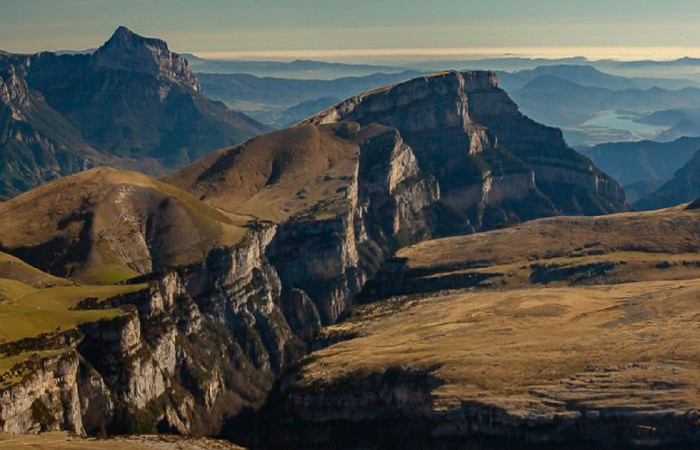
[273,96,341,128]
[498,64,695,92]
[0,167,247,284]
[197,71,421,126]
[307,71,625,228]
[633,107,700,142]
[635,149,700,210]
[0,26,268,199]
[580,136,700,186]
[512,75,700,128]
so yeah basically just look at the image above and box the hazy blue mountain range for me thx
[183,55,407,79]
[635,149,700,210]
[197,71,422,126]
[581,136,700,202]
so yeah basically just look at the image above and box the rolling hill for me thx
[0,167,246,284]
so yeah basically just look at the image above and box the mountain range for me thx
[0,26,267,200]
[580,136,700,202]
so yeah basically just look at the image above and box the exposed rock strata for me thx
[308,71,625,229]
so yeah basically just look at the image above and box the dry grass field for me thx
[303,278,700,417]
[394,204,700,289]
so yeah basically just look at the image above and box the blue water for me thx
[585,110,665,139]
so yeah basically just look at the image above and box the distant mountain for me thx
[635,107,700,142]
[272,96,341,128]
[635,149,700,210]
[498,64,694,92]
[0,26,268,199]
[198,71,421,126]
[184,56,407,79]
[198,71,420,107]
[580,136,700,187]
[512,75,700,128]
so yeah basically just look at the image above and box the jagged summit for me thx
[94,26,199,91]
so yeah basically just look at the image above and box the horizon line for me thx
[191,46,700,62]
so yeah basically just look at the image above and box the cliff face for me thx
[267,125,438,323]
[93,26,200,91]
[0,225,312,436]
[309,71,625,229]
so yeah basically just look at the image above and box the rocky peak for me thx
[93,26,199,91]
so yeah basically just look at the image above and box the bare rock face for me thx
[309,71,625,229]
[268,124,439,323]
[0,351,83,435]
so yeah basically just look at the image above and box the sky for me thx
[2,0,700,61]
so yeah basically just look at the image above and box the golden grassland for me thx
[304,278,700,416]
[396,204,700,288]
[0,167,249,284]
[0,432,245,450]
[0,252,71,288]
[0,279,145,343]
[164,124,360,223]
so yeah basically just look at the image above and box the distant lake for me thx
[584,110,666,139]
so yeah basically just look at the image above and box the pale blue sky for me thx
[2,0,700,59]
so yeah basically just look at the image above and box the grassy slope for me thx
[0,167,247,284]
[395,204,700,288]
[164,123,360,223]
[0,280,144,343]
[0,252,71,288]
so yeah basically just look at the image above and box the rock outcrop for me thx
[308,71,625,229]
[0,225,314,436]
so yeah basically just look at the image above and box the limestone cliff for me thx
[308,71,625,229]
